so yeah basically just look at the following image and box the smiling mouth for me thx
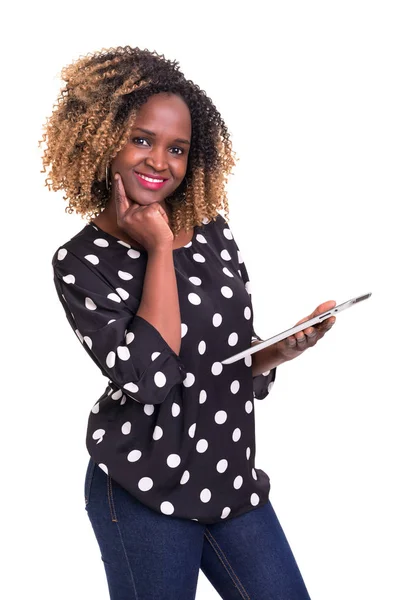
[135,171,168,183]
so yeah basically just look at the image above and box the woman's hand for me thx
[113,173,174,252]
[275,300,337,362]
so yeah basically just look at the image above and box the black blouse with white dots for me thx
[52,212,276,524]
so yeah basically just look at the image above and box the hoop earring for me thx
[105,163,110,191]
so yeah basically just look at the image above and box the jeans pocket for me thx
[84,457,96,508]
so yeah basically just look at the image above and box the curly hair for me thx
[39,45,237,235]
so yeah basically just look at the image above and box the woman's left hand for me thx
[275,300,337,362]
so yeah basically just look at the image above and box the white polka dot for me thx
[106,351,116,368]
[234,476,243,489]
[245,281,251,294]
[268,381,275,392]
[228,332,238,346]
[188,423,196,438]
[189,276,202,285]
[94,238,109,247]
[244,355,252,367]
[230,380,240,394]
[246,447,251,460]
[144,404,154,416]
[167,454,181,468]
[120,395,127,405]
[91,402,100,414]
[117,346,130,361]
[223,228,233,240]
[85,297,97,310]
[180,470,190,484]
[151,351,161,360]
[57,248,67,260]
[83,336,92,349]
[221,507,231,519]
[198,340,206,355]
[245,400,253,413]
[262,370,271,376]
[183,372,195,387]
[160,501,174,515]
[111,389,123,400]
[85,254,99,265]
[217,459,228,473]
[196,439,208,453]
[193,253,206,262]
[200,488,211,503]
[117,240,131,248]
[126,332,135,344]
[62,274,75,284]
[220,249,231,261]
[118,270,133,280]
[127,449,142,462]
[116,287,129,300]
[244,306,251,320]
[238,251,244,264]
[98,463,108,474]
[188,292,201,305]
[123,382,139,394]
[252,468,258,480]
[121,422,131,435]
[92,429,105,443]
[222,267,234,277]
[138,477,153,491]
[215,410,227,424]
[196,234,207,244]
[213,313,223,327]
[127,248,141,259]
[232,428,241,442]
[181,323,188,337]
[199,390,207,404]
[221,286,233,298]
[107,293,121,303]
[154,371,167,387]
[75,329,83,343]
[211,362,223,376]
[153,426,163,440]
[172,403,181,417]
[251,493,260,506]
[202,216,210,224]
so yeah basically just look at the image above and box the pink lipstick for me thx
[134,171,169,190]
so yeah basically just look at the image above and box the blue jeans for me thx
[84,457,312,599]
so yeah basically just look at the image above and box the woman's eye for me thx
[132,137,150,146]
[170,147,184,156]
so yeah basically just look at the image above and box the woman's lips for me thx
[134,171,169,190]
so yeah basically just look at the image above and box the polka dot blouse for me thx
[52,212,277,524]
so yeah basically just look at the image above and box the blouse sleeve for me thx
[219,215,277,400]
[52,248,187,405]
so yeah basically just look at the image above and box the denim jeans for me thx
[84,457,312,599]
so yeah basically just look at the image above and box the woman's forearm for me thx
[136,247,182,356]
[250,340,287,376]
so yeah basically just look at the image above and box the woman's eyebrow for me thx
[134,127,191,145]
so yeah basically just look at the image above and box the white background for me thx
[2,0,399,598]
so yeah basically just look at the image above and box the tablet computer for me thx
[220,292,372,365]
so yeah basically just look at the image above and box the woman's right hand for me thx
[113,173,174,252]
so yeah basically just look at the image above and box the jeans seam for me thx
[107,475,118,522]
[84,458,96,506]
[115,520,139,599]
[204,528,250,600]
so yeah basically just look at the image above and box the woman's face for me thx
[110,92,191,206]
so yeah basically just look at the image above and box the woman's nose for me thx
[145,147,168,172]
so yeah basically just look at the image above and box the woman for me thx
[40,46,335,599]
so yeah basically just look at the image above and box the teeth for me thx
[137,173,164,183]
